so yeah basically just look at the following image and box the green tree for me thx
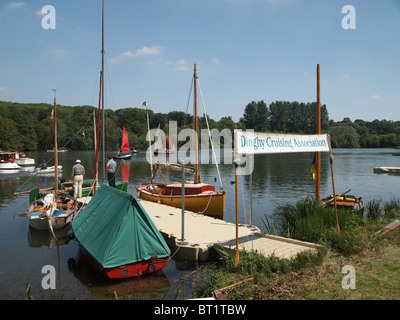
[330,126,359,148]
[0,118,22,150]
[243,100,269,131]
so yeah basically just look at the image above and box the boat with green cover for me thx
[71,185,170,279]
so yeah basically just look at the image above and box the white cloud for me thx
[109,46,165,64]
[49,47,71,59]
[7,2,25,9]
[341,75,351,80]
[211,58,220,64]
[371,94,380,99]
[0,86,12,93]
[147,58,189,71]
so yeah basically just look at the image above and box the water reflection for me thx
[27,225,72,248]
[67,247,171,300]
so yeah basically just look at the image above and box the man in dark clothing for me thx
[106,155,116,187]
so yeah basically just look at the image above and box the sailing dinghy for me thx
[72,185,170,279]
[137,64,226,218]
[114,126,132,160]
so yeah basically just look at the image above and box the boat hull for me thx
[113,154,131,160]
[27,192,80,231]
[80,246,168,279]
[321,195,364,212]
[34,165,63,174]
[373,166,400,175]
[136,183,226,218]
[28,213,75,231]
[0,163,21,174]
[15,158,35,167]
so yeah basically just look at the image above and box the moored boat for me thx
[157,161,195,174]
[113,126,132,160]
[373,166,400,175]
[321,193,364,212]
[137,65,226,218]
[14,152,35,169]
[72,185,170,279]
[47,147,69,152]
[0,151,21,174]
[27,91,83,231]
[34,165,63,175]
[27,191,83,231]
[137,182,225,218]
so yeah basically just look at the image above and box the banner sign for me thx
[235,130,330,154]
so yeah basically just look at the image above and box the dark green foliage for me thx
[1,99,399,151]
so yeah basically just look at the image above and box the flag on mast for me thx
[310,153,316,181]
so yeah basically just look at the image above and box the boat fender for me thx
[121,268,129,277]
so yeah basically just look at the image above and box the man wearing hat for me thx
[70,159,85,198]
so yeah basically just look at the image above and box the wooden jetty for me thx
[77,196,320,262]
[138,199,319,262]
[217,233,320,260]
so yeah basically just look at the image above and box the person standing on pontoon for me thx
[106,155,116,188]
[70,159,85,198]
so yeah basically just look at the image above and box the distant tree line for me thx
[0,100,399,152]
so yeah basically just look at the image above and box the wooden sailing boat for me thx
[27,91,83,231]
[113,126,132,160]
[136,64,226,218]
[72,185,170,279]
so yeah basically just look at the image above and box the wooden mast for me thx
[52,89,58,194]
[101,0,105,181]
[316,64,321,201]
[94,73,102,194]
[193,64,200,184]
[234,125,239,267]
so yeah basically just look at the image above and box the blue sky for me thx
[0,0,399,122]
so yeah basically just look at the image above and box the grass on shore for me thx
[195,198,400,300]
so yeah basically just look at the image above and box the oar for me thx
[326,189,351,204]
[14,187,54,195]
[14,213,27,219]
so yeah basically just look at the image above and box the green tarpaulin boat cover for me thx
[72,185,170,269]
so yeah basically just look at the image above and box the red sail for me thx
[121,126,130,152]
[165,133,173,150]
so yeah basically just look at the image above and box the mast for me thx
[101,0,105,181]
[94,72,102,194]
[145,102,153,175]
[193,64,200,184]
[52,89,58,194]
[234,125,239,267]
[316,64,321,201]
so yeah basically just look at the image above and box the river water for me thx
[0,148,399,299]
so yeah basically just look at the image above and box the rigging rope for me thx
[184,77,194,117]
[196,78,224,190]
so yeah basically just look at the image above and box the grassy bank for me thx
[195,198,400,300]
